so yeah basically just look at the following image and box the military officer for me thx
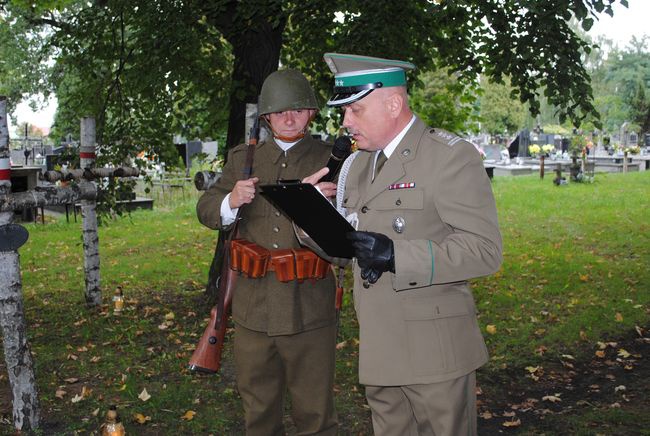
[323,53,503,435]
[197,69,338,435]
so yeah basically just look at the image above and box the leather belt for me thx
[230,239,330,282]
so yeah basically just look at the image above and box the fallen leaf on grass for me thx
[502,418,521,428]
[595,350,606,358]
[525,366,541,381]
[486,325,497,335]
[134,413,152,424]
[542,394,562,403]
[158,321,174,330]
[181,410,196,421]
[71,386,92,403]
[479,411,493,419]
[617,349,631,358]
[138,388,151,402]
[165,312,175,321]
[336,341,348,350]
[614,385,626,393]
[64,378,79,384]
[55,389,66,399]
[615,312,623,322]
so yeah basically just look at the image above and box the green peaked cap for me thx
[323,53,416,106]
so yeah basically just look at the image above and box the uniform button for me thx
[275,211,281,217]
[281,163,287,168]
[409,281,417,286]
[361,206,368,213]
[272,243,279,249]
[273,226,279,233]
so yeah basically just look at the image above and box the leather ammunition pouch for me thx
[230,239,330,282]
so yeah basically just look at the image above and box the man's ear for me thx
[385,92,403,119]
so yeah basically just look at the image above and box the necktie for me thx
[373,152,387,182]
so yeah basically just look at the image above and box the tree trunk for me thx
[216,5,285,153]
[0,96,41,431]
[80,117,102,306]
[0,231,41,432]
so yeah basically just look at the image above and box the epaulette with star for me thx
[427,128,465,147]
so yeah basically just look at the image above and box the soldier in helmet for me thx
[197,69,338,435]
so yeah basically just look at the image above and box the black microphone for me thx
[320,136,352,182]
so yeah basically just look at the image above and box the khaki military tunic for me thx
[342,117,502,386]
[196,135,337,335]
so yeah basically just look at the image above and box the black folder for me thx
[259,183,355,258]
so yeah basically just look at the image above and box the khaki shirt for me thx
[196,135,336,335]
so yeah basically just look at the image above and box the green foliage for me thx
[478,76,527,136]
[410,68,480,134]
[2,0,628,154]
[570,133,589,154]
[588,36,650,135]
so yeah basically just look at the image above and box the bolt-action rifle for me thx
[188,117,260,374]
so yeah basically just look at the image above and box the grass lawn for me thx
[0,171,648,435]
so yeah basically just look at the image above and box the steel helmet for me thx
[258,69,319,116]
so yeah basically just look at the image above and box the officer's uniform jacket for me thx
[196,135,336,336]
[343,117,502,386]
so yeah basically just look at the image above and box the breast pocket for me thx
[372,189,424,211]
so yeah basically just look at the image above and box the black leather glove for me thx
[347,231,395,284]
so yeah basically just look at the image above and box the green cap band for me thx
[334,69,407,89]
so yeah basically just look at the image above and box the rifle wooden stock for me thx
[189,112,260,375]
[188,256,238,373]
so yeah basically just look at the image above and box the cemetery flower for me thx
[542,144,555,155]
[613,143,640,155]
[626,145,641,155]
[528,144,541,157]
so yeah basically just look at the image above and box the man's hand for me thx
[229,177,259,209]
[347,231,395,284]
[302,167,337,198]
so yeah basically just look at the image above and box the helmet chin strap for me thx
[264,112,316,142]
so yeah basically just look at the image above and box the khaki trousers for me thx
[365,371,476,436]
[234,323,338,436]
